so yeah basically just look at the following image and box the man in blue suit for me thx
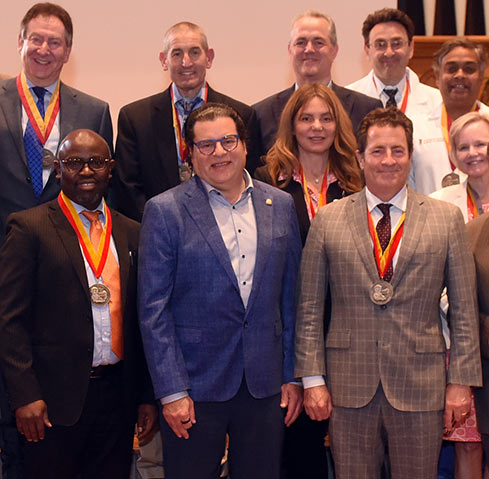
[138,103,303,479]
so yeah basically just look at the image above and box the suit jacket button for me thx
[381,305,387,310]
[243,321,248,328]
[26,176,31,183]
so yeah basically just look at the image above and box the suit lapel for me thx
[183,179,240,291]
[272,86,294,124]
[58,83,78,140]
[245,183,273,312]
[347,190,380,283]
[0,78,28,166]
[152,88,180,187]
[48,200,91,303]
[391,189,426,288]
[331,83,354,117]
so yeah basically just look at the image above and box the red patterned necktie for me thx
[376,203,393,282]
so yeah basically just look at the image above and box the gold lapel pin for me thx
[266,198,272,205]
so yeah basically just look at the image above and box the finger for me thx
[280,388,288,409]
[188,400,196,425]
[443,408,453,432]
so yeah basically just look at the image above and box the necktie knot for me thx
[377,203,392,217]
[383,88,398,108]
[32,86,46,102]
[179,98,200,117]
[81,210,101,223]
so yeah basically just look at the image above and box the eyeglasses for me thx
[60,157,111,173]
[193,135,240,155]
[369,39,408,52]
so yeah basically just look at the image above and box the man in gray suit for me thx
[295,107,481,479]
[0,2,112,247]
[0,4,112,477]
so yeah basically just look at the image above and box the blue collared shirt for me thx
[71,198,120,366]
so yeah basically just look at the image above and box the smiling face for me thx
[453,120,489,179]
[437,46,483,112]
[365,21,413,85]
[18,15,71,87]
[294,96,336,157]
[55,130,114,210]
[160,27,214,98]
[288,16,338,86]
[190,116,246,202]
[357,124,411,201]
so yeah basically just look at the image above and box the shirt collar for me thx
[171,81,206,103]
[201,169,254,203]
[70,196,107,218]
[373,71,407,98]
[365,185,407,213]
[25,76,58,96]
[294,79,333,90]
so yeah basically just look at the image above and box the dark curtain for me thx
[433,0,457,35]
[465,0,486,34]
[398,0,426,35]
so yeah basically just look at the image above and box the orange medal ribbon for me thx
[170,83,208,164]
[300,163,330,220]
[466,183,479,219]
[58,192,112,278]
[17,71,60,145]
[367,208,405,279]
[441,103,479,170]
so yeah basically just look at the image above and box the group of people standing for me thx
[0,3,488,479]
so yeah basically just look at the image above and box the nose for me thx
[381,150,396,165]
[182,52,193,67]
[213,140,227,156]
[468,144,479,156]
[312,118,323,130]
[38,40,50,54]
[383,43,395,56]
[304,40,315,53]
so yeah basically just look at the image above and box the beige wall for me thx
[1,0,393,129]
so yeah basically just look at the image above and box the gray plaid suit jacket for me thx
[295,187,481,412]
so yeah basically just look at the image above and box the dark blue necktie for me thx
[24,86,46,198]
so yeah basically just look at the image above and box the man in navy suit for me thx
[253,9,381,156]
[138,103,303,479]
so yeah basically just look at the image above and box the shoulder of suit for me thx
[252,86,294,110]
[343,87,382,108]
[60,82,109,108]
[109,207,140,230]
[119,89,169,115]
[207,85,252,117]
[466,211,489,241]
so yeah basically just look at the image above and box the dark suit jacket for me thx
[467,213,489,433]
[253,83,382,156]
[0,200,151,426]
[0,77,113,246]
[254,165,347,245]
[114,84,261,222]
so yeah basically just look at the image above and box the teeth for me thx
[35,59,49,65]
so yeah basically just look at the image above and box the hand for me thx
[443,383,471,433]
[15,400,52,442]
[137,403,159,447]
[280,383,303,427]
[304,385,332,421]
[162,396,195,439]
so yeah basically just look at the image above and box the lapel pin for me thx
[266,198,272,206]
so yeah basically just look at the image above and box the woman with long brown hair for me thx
[255,82,363,244]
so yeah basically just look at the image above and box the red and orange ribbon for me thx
[300,163,330,219]
[170,83,208,164]
[367,207,405,279]
[58,191,112,278]
[441,103,479,170]
[466,183,479,219]
[17,71,60,145]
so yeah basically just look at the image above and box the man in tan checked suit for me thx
[295,107,482,479]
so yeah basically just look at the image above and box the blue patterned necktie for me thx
[24,86,46,198]
[178,97,201,134]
